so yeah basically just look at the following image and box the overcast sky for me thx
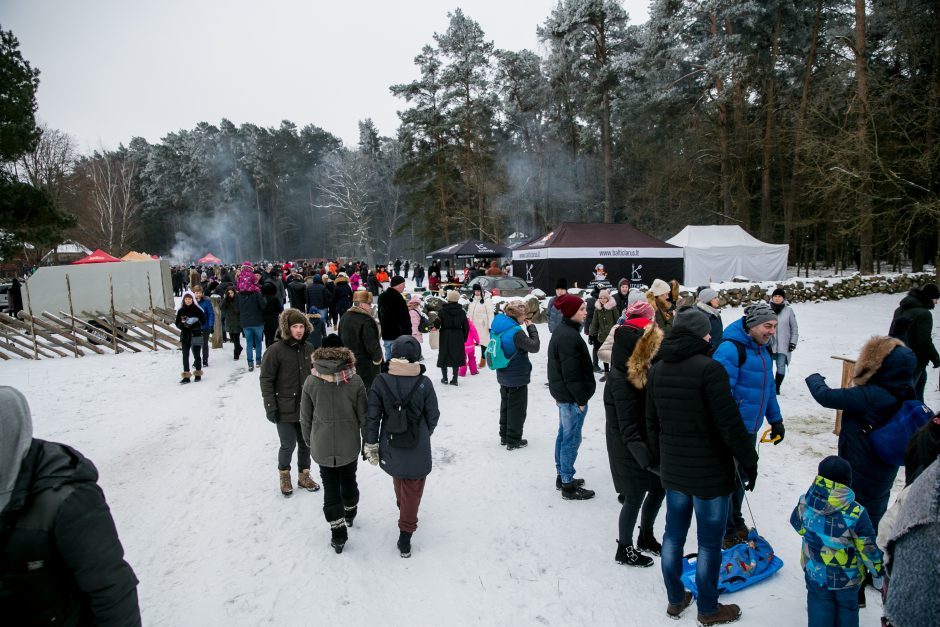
[1,0,650,153]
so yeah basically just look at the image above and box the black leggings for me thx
[320,461,360,524]
[618,487,665,545]
[441,366,458,381]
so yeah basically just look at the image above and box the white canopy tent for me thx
[666,225,789,285]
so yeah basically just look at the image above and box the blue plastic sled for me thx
[681,530,783,597]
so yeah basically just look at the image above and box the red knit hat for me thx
[554,293,584,318]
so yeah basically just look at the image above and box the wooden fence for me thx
[0,307,181,360]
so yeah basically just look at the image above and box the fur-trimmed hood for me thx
[312,346,356,376]
[278,308,313,342]
[627,322,664,389]
[852,335,917,391]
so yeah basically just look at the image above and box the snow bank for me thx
[4,292,937,626]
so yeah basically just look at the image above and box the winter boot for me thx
[329,519,348,554]
[555,475,585,491]
[234,345,242,360]
[561,482,595,500]
[506,439,528,450]
[666,591,694,620]
[696,603,741,626]
[449,377,458,386]
[774,373,784,395]
[248,362,254,372]
[637,528,662,556]
[278,470,293,497]
[344,505,358,528]
[478,356,486,368]
[180,371,191,384]
[397,531,413,558]
[194,369,203,382]
[614,541,653,567]
[297,469,320,491]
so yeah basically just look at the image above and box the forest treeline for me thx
[3,0,939,272]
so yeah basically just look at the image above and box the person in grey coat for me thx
[300,345,367,554]
[769,288,798,394]
[363,336,440,558]
[882,457,939,627]
[547,278,568,334]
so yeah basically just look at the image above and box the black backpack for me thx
[376,374,426,449]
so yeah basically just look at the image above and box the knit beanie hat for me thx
[697,288,719,304]
[284,308,307,328]
[745,302,778,329]
[818,455,853,487]
[555,277,568,290]
[626,300,655,320]
[771,287,786,299]
[672,309,711,338]
[554,293,584,318]
[391,335,422,362]
[649,278,670,297]
[322,333,344,348]
[921,283,940,300]
[446,290,461,303]
[627,289,646,306]
[391,276,406,287]
[352,290,372,304]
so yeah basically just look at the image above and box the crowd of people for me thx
[3,256,939,627]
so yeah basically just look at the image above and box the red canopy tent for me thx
[71,249,123,264]
[198,253,221,264]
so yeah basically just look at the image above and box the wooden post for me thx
[147,273,158,351]
[830,355,857,435]
[22,277,40,359]
[108,274,119,354]
[211,294,222,348]
[65,274,80,357]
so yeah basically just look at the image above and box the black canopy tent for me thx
[425,239,512,260]
[511,222,684,293]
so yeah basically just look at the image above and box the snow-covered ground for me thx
[5,292,936,626]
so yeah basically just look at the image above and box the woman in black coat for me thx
[434,290,469,385]
[261,281,284,348]
[332,274,354,322]
[605,316,664,567]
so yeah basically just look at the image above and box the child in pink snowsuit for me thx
[459,321,481,377]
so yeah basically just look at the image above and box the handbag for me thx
[429,328,439,350]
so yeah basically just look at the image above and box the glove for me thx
[266,409,280,424]
[363,442,380,466]
[871,575,884,591]
[627,441,653,470]
[770,421,785,445]
[741,464,758,492]
[788,343,796,352]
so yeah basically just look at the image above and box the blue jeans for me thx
[805,574,859,627]
[383,339,395,362]
[243,326,264,365]
[661,490,730,615]
[774,352,787,377]
[554,403,587,484]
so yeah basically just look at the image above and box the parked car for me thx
[460,275,533,298]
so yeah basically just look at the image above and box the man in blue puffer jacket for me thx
[492,301,540,450]
[713,302,785,547]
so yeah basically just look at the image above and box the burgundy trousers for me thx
[393,477,427,533]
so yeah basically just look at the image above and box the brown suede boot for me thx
[194,369,203,382]
[297,469,320,492]
[478,356,486,368]
[279,470,293,497]
[697,603,741,626]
